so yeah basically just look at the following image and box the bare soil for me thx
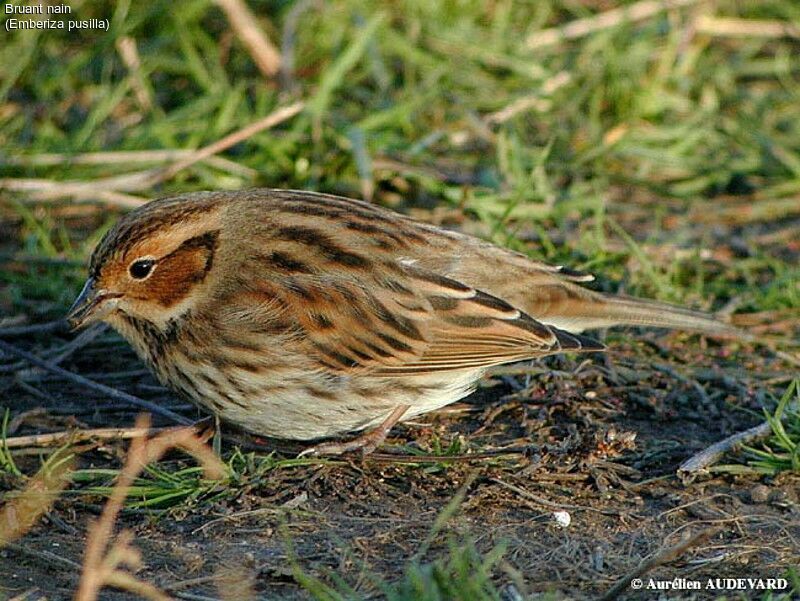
[1,327,798,600]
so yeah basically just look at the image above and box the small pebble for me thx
[553,510,571,528]
[750,484,770,504]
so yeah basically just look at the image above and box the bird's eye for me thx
[129,259,155,280]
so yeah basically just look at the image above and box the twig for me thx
[2,103,301,205]
[149,101,305,185]
[0,339,191,425]
[1,175,152,207]
[525,0,703,50]
[2,541,82,571]
[214,0,281,78]
[489,477,621,516]
[367,447,529,463]
[174,593,222,601]
[677,422,773,479]
[2,323,109,375]
[598,527,720,601]
[1,424,199,449]
[0,320,68,338]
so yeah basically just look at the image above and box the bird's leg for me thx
[299,404,411,457]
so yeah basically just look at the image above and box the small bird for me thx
[67,189,745,454]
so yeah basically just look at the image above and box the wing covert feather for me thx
[225,261,603,374]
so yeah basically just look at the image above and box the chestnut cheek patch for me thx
[176,230,220,278]
[150,230,220,307]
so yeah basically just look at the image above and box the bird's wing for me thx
[369,265,604,375]
[233,262,604,375]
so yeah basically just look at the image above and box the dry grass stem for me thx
[0,448,75,546]
[75,414,226,601]
[485,72,571,125]
[214,0,282,77]
[151,101,305,184]
[3,150,257,177]
[690,197,800,225]
[0,175,153,207]
[1,103,301,205]
[525,0,703,50]
[694,15,800,39]
[115,36,153,111]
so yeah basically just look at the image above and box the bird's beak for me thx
[66,277,121,330]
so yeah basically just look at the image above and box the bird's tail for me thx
[531,289,751,341]
[595,294,748,339]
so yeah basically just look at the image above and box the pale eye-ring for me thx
[129,258,155,280]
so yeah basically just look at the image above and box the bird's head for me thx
[67,194,224,331]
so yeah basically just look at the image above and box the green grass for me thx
[293,536,511,601]
[714,380,800,476]
[69,448,325,509]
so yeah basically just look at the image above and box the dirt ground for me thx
[1,320,798,599]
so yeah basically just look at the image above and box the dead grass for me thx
[75,414,225,601]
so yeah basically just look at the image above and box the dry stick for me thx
[2,541,83,571]
[42,323,108,367]
[2,149,192,166]
[0,320,68,338]
[367,447,529,463]
[525,0,703,50]
[1,424,195,449]
[598,527,720,601]
[1,323,109,375]
[0,324,103,373]
[2,171,155,195]
[490,477,621,516]
[0,339,191,425]
[214,0,282,77]
[677,422,773,478]
[0,175,153,207]
[148,100,305,185]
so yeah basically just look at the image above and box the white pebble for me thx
[553,510,571,528]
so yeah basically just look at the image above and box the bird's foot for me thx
[298,404,410,457]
